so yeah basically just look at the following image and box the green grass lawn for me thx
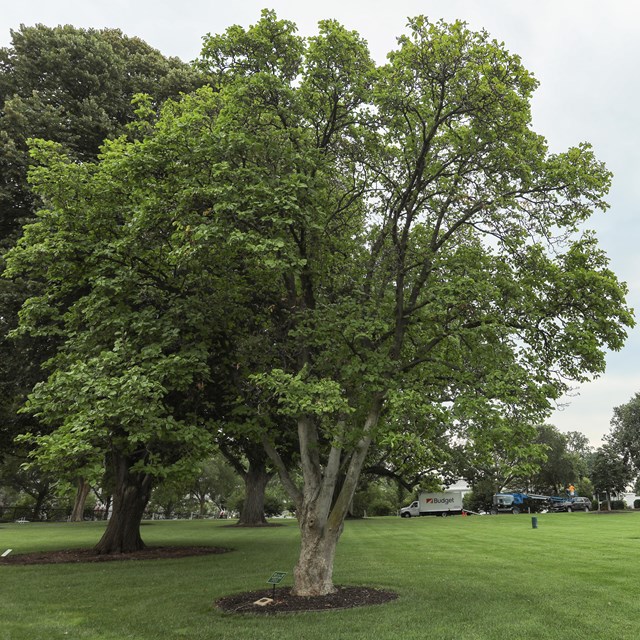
[1,512,639,640]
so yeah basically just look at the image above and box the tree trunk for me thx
[295,401,384,596]
[102,494,112,520]
[70,477,91,522]
[32,485,49,521]
[293,506,343,595]
[238,463,272,526]
[264,397,385,596]
[94,451,153,554]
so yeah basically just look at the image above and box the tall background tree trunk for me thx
[219,440,275,526]
[70,477,91,522]
[94,451,152,554]
[198,495,207,517]
[101,494,112,520]
[238,463,273,526]
[31,484,49,521]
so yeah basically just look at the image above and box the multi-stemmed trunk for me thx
[94,451,153,554]
[265,398,384,596]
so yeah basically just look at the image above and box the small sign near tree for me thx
[267,571,287,598]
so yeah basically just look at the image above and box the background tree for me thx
[0,453,55,520]
[564,428,594,498]
[189,455,242,517]
[3,132,233,552]
[574,476,595,502]
[147,473,203,520]
[590,444,633,509]
[218,439,274,526]
[0,23,202,240]
[0,25,204,474]
[0,27,205,524]
[565,430,593,459]
[351,477,399,517]
[460,419,547,492]
[608,393,640,474]
[527,425,582,494]
[463,478,499,514]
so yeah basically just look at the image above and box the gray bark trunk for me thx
[292,506,343,595]
[274,397,384,596]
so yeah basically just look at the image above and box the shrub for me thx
[597,500,627,511]
[366,497,397,516]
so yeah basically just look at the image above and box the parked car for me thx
[550,496,592,512]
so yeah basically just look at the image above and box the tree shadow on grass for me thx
[0,546,231,565]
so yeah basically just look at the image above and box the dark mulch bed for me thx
[0,546,230,565]
[217,586,398,614]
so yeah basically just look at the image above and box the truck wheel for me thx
[441,512,448,518]
[567,506,573,513]
[490,508,498,515]
[512,507,520,515]
[401,512,411,518]
[584,507,590,512]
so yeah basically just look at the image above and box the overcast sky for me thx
[3,1,639,446]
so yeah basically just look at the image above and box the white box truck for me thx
[400,491,464,517]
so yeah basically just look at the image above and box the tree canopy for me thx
[590,444,632,498]
[0,24,205,473]
[3,11,634,594]
[0,23,202,240]
[608,392,640,473]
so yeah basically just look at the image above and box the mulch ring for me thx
[217,586,398,614]
[0,546,230,565]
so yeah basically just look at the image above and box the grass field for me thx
[1,512,639,640]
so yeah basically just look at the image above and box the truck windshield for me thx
[493,495,513,506]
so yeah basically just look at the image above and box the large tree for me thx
[196,13,632,595]
[4,131,232,552]
[5,13,633,594]
[0,25,204,479]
